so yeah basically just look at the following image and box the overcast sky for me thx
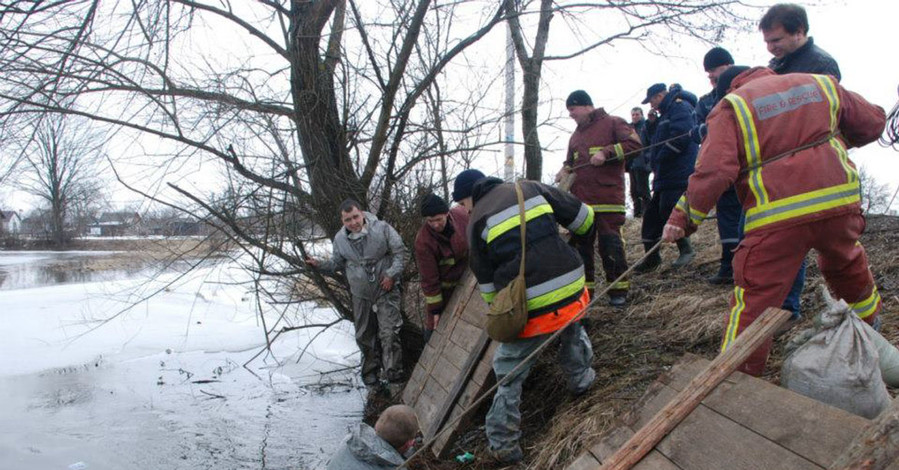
[3,0,896,214]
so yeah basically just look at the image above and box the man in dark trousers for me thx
[453,168,596,464]
[664,66,885,376]
[556,90,642,306]
[695,47,742,285]
[634,83,698,272]
[628,106,652,218]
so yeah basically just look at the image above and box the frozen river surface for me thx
[0,251,363,470]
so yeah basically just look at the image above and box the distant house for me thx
[89,211,142,237]
[147,217,209,237]
[0,210,22,235]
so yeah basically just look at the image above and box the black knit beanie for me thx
[420,193,450,217]
[715,65,751,99]
[566,90,593,107]
[452,169,486,202]
[703,47,734,72]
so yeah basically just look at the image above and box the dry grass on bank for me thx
[407,214,899,470]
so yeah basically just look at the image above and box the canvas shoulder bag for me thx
[486,182,529,342]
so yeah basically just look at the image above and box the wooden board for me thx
[568,354,871,470]
[402,270,497,458]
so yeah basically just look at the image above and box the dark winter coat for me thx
[768,37,841,81]
[468,178,594,333]
[627,118,651,172]
[692,90,719,143]
[649,85,698,191]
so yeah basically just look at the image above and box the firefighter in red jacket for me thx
[556,90,643,307]
[413,193,469,342]
[663,66,886,376]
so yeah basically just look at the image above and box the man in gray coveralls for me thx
[306,199,407,397]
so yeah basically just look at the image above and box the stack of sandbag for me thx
[782,285,894,419]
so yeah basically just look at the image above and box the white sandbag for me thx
[781,286,890,419]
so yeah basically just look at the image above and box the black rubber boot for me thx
[707,242,737,285]
[633,241,661,273]
[672,237,695,269]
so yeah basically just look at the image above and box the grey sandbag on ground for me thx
[781,285,890,419]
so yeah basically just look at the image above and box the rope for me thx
[397,240,665,469]
[878,84,899,151]
[566,131,692,172]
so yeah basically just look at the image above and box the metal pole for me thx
[503,22,515,182]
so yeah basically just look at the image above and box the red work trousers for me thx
[722,212,881,376]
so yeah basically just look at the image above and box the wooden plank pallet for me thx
[402,270,497,458]
[567,353,871,470]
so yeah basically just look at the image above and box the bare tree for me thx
[503,0,750,179]
[17,113,105,245]
[858,165,892,214]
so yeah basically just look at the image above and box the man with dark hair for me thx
[326,404,419,469]
[664,66,885,376]
[694,47,742,285]
[413,193,469,342]
[453,169,596,464]
[306,199,407,398]
[628,106,652,218]
[760,3,840,80]
[555,89,642,306]
[634,82,698,272]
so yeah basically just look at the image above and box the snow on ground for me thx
[0,252,364,469]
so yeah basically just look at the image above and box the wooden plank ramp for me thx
[567,353,871,470]
[401,270,497,458]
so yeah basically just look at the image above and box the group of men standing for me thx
[319,3,887,468]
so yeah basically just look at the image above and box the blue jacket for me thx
[692,90,718,143]
[649,85,698,191]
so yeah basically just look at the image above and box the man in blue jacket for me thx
[634,83,698,272]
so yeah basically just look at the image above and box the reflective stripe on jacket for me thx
[413,205,469,314]
[669,67,885,236]
[566,108,643,211]
[468,178,594,336]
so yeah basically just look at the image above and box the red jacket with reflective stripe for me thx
[669,67,885,235]
[413,205,469,315]
[566,108,643,211]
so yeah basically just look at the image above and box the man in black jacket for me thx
[760,3,841,80]
[628,107,652,218]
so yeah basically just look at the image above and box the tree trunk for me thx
[289,1,365,236]
[521,62,543,181]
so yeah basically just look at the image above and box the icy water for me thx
[0,251,162,291]
[0,251,364,470]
